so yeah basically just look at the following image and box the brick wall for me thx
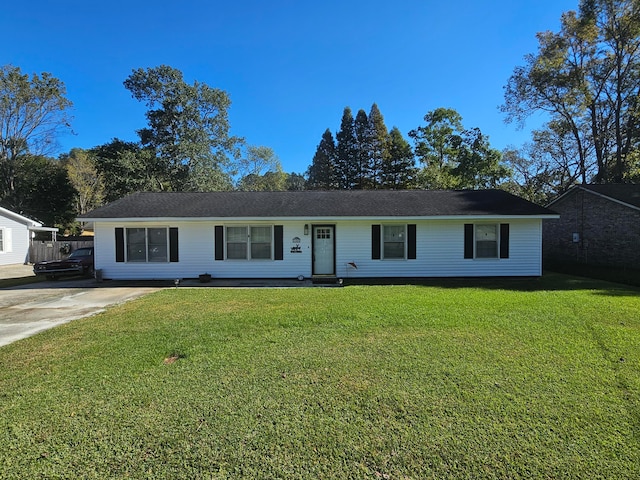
[543,188,640,269]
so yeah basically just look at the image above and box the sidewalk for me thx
[0,264,35,280]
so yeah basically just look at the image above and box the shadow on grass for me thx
[1,272,638,297]
[343,272,640,296]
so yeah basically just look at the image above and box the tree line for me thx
[1,0,638,233]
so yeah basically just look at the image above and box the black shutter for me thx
[274,225,283,260]
[169,228,179,262]
[215,226,224,260]
[500,224,510,259]
[372,225,381,260]
[408,224,417,260]
[115,228,125,262]
[464,224,474,259]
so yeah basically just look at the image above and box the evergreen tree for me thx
[307,129,337,189]
[366,103,389,189]
[335,107,358,189]
[383,127,416,189]
[354,109,369,189]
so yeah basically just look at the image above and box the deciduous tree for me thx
[502,0,640,183]
[123,65,240,191]
[91,139,171,202]
[1,155,76,227]
[60,148,105,214]
[411,108,510,189]
[0,65,72,201]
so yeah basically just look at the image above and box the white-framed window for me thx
[226,226,273,260]
[0,229,4,252]
[126,227,168,262]
[475,224,498,258]
[383,224,406,259]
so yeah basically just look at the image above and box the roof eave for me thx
[80,214,558,223]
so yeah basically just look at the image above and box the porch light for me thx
[304,224,309,235]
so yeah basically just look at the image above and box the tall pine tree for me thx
[366,103,389,189]
[306,129,337,189]
[335,107,358,189]
[354,109,369,189]
[383,127,416,189]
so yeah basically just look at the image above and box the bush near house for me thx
[1,275,639,478]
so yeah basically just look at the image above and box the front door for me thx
[312,225,335,275]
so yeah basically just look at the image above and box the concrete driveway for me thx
[0,265,161,347]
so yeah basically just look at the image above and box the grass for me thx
[546,262,640,287]
[0,274,639,478]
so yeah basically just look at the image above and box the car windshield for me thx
[69,248,93,258]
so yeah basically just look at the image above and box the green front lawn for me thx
[1,275,639,478]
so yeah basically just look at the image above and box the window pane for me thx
[316,228,331,239]
[383,225,405,259]
[476,224,497,241]
[126,228,147,262]
[227,227,246,242]
[251,226,271,242]
[148,228,167,262]
[227,243,247,259]
[476,225,497,258]
[0,230,3,251]
[250,226,271,259]
[227,226,247,259]
[384,242,405,259]
[251,243,271,259]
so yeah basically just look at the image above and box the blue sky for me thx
[4,0,578,174]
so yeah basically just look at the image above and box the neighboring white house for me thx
[0,207,57,265]
[78,190,559,281]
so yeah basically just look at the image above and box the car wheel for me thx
[85,266,95,278]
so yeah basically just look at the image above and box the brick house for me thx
[543,184,640,270]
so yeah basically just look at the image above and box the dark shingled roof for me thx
[79,190,555,219]
[579,184,640,209]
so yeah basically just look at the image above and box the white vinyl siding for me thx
[0,216,28,265]
[92,218,544,280]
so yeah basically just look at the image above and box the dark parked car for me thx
[33,247,95,280]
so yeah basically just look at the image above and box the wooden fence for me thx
[28,240,94,264]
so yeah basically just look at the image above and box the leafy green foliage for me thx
[59,148,105,215]
[1,277,639,477]
[411,108,510,189]
[502,0,640,184]
[236,146,285,191]
[0,65,73,217]
[123,65,240,192]
[1,155,76,226]
[91,139,173,202]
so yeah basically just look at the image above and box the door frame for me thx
[311,224,336,276]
